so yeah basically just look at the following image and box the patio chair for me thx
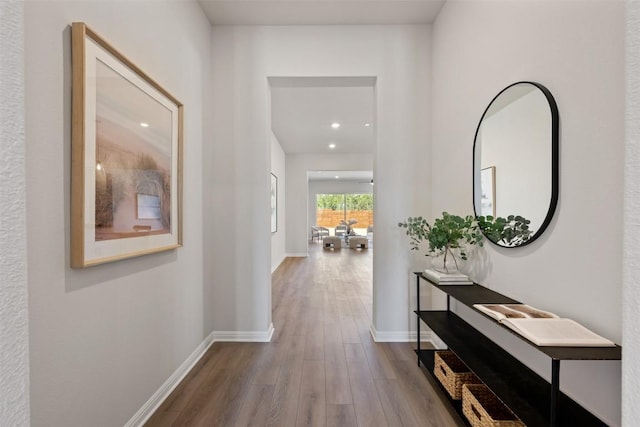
[335,225,347,237]
[311,226,330,241]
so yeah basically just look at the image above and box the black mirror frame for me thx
[472,81,559,248]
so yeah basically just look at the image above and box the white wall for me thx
[0,1,30,425]
[624,2,640,424]
[24,2,211,426]
[209,25,431,337]
[271,132,286,272]
[207,27,272,335]
[432,1,623,425]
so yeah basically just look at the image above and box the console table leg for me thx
[551,359,560,427]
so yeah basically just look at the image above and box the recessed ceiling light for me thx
[328,143,336,149]
[331,122,341,129]
[364,123,371,127]
[140,122,149,128]
[335,175,339,179]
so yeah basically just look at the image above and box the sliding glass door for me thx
[316,193,373,235]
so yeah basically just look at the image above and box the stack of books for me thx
[423,268,473,285]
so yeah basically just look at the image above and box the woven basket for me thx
[462,384,526,427]
[433,351,480,400]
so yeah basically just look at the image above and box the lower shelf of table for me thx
[415,349,472,427]
[416,311,608,427]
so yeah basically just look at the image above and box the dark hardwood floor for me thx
[145,240,463,426]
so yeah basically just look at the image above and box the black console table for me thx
[414,272,621,427]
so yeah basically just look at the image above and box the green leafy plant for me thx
[398,212,533,271]
[398,213,484,271]
[476,215,532,246]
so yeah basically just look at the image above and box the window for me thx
[316,193,373,234]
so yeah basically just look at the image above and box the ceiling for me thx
[198,0,446,26]
[270,77,375,154]
[308,170,373,181]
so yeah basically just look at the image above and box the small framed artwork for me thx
[271,173,278,233]
[71,22,183,268]
[480,166,496,217]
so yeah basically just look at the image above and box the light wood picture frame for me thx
[71,22,183,268]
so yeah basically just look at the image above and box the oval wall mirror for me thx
[473,81,559,248]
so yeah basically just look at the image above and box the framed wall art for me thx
[71,22,183,268]
[271,173,277,233]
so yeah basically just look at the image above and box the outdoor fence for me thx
[316,209,373,228]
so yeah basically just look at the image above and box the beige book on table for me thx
[473,304,615,347]
[473,303,558,321]
[500,318,615,347]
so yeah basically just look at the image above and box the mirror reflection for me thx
[473,81,558,247]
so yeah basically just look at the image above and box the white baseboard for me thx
[408,330,436,342]
[369,324,413,342]
[285,252,308,258]
[125,323,275,426]
[369,328,410,342]
[369,324,442,347]
[272,257,285,274]
[213,323,275,342]
[124,331,216,427]
[427,332,447,349]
